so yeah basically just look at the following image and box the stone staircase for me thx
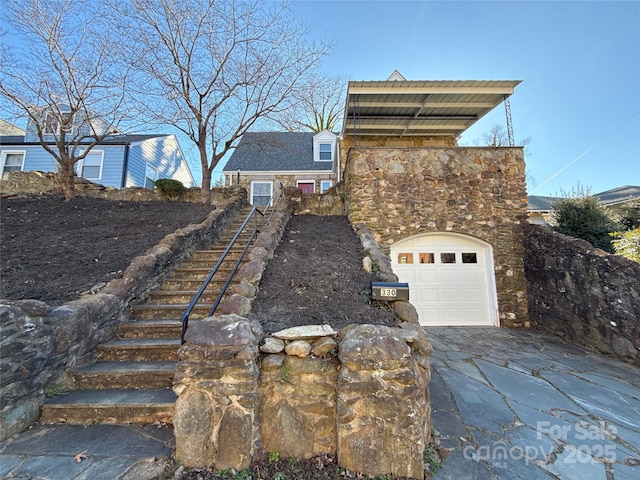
[40,206,256,425]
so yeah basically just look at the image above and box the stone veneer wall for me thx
[523,223,640,366]
[0,196,247,441]
[343,146,529,327]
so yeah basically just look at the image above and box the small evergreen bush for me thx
[551,196,616,252]
[154,178,185,201]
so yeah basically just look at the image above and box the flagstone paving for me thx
[428,327,640,480]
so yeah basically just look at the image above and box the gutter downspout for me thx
[120,143,130,188]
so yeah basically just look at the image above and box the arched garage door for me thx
[390,234,498,326]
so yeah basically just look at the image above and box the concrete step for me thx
[40,389,176,425]
[189,250,246,262]
[130,303,213,320]
[146,290,226,305]
[96,338,181,361]
[71,361,177,389]
[168,268,245,280]
[161,277,236,291]
[179,255,245,268]
[118,319,182,339]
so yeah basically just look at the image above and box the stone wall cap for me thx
[272,324,337,340]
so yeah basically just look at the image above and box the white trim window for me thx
[77,150,104,180]
[320,180,333,193]
[1,151,26,178]
[318,143,333,161]
[313,130,337,163]
[43,111,75,135]
[145,163,158,189]
[251,181,273,207]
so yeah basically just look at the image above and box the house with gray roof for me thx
[222,130,338,205]
[0,132,196,189]
[527,185,640,224]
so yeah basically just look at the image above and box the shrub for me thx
[611,228,640,263]
[551,196,616,252]
[154,178,185,201]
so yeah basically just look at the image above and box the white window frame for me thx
[317,142,333,162]
[320,180,333,193]
[1,150,26,177]
[145,163,158,189]
[296,180,316,193]
[43,111,75,135]
[251,180,273,207]
[313,131,337,163]
[77,150,104,180]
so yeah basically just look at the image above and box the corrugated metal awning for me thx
[342,79,522,138]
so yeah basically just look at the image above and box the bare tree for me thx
[269,75,346,132]
[476,123,531,151]
[0,0,130,201]
[116,0,331,205]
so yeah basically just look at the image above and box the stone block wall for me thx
[343,146,529,327]
[174,320,432,479]
[0,170,246,205]
[285,183,346,216]
[523,223,640,366]
[0,197,247,441]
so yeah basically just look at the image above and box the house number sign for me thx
[371,282,410,301]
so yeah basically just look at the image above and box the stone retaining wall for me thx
[285,184,346,216]
[0,170,243,205]
[523,223,640,366]
[343,146,529,327]
[174,319,432,479]
[0,197,247,441]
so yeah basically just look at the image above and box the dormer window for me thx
[313,130,337,163]
[318,143,332,161]
[43,111,75,135]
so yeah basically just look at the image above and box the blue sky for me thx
[284,0,640,197]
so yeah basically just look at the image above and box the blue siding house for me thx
[0,120,196,189]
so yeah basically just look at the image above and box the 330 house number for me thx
[379,288,397,297]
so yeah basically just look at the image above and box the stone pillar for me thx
[259,354,338,459]
[173,315,262,470]
[337,324,432,480]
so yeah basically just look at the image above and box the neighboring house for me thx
[528,185,640,225]
[222,130,338,206]
[0,111,196,188]
[0,120,25,136]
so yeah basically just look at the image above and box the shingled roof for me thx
[223,132,333,172]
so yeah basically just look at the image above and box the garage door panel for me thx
[461,269,484,283]
[415,290,440,302]
[391,233,496,327]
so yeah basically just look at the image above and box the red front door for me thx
[298,182,315,194]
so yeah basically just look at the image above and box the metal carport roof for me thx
[341,78,522,138]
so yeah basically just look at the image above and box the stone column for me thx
[337,324,432,480]
[173,315,262,470]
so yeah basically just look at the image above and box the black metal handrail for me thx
[180,182,284,343]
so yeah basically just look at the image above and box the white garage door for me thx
[390,234,497,326]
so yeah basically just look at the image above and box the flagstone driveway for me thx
[427,327,640,480]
